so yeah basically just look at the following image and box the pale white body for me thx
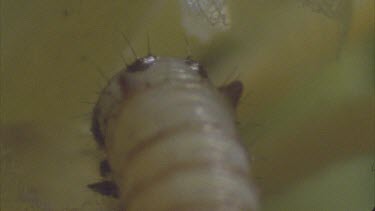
[94,57,257,211]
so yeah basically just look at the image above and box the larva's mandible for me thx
[89,54,258,211]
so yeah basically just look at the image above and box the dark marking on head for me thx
[218,80,244,108]
[100,160,111,177]
[87,181,119,198]
[91,107,105,147]
[184,58,208,79]
[127,55,158,72]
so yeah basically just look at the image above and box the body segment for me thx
[90,56,257,211]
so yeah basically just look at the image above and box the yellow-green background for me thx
[1,0,373,210]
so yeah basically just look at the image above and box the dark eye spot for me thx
[184,58,208,79]
[127,55,158,72]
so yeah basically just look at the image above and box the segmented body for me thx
[90,55,257,211]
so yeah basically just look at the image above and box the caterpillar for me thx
[88,53,258,211]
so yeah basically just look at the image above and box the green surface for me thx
[1,0,374,210]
